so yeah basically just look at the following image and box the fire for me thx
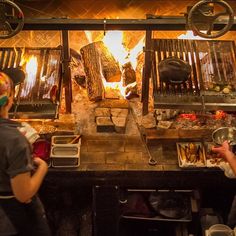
[102,77,126,98]
[129,36,145,70]
[20,56,38,98]
[178,30,208,40]
[85,31,93,44]
[101,31,143,98]
[102,31,128,66]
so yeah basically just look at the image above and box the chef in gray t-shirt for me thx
[0,69,51,236]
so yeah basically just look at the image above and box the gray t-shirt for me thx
[0,118,34,192]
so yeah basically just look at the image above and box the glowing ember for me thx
[178,113,197,121]
[214,110,226,120]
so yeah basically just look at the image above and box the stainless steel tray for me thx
[51,156,79,168]
[51,135,81,146]
[50,137,81,168]
[51,146,79,157]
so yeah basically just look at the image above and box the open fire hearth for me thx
[1,0,236,137]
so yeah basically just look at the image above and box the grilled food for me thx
[177,142,206,167]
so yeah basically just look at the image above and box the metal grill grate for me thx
[0,47,62,119]
[151,39,236,111]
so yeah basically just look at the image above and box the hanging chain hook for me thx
[103,18,107,36]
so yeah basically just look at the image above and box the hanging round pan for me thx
[158,57,192,84]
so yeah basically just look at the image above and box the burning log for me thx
[122,62,138,99]
[70,48,86,88]
[97,41,121,82]
[122,62,136,86]
[80,41,121,101]
[80,42,104,101]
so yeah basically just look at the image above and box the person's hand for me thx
[212,141,232,160]
[33,157,48,172]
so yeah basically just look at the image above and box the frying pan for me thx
[158,57,192,84]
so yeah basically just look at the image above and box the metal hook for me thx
[103,18,106,36]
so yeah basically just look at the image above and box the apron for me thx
[0,195,51,236]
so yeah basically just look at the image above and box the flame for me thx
[102,31,128,66]
[129,36,144,70]
[102,77,126,98]
[178,30,207,40]
[85,31,93,44]
[101,31,143,98]
[20,56,38,98]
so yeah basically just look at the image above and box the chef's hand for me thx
[212,141,232,160]
[33,157,48,172]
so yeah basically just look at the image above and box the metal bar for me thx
[187,40,198,94]
[15,48,22,67]
[61,30,72,113]
[154,102,236,112]
[142,30,152,115]
[7,17,236,31]
[0,50,6,69]
[9,49,16,68]
[4,49,11,69]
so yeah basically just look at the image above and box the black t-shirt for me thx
[0,118,34,192]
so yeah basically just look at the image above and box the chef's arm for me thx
[10,158,48,203]
[225,151,236,176]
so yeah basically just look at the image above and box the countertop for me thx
[46,133,236,189]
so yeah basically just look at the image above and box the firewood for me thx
[80,42,104,101]
[111,117,127,133]
[96,116,115,132]
[80,41,122,101]
[111,108,129,117]
[122,62,136,86]
[96,41,121,82]
[94,107,111,117]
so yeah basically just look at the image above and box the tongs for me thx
[69,135,81,144]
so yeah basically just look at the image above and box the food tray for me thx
[51,146,79,157]
[176,142,206,168]
[204,142,227,168]
[51,135,81,146]
[50,138,81,168]
[51,156,79,168]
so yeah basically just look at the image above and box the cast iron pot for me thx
[158,57,192,84]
